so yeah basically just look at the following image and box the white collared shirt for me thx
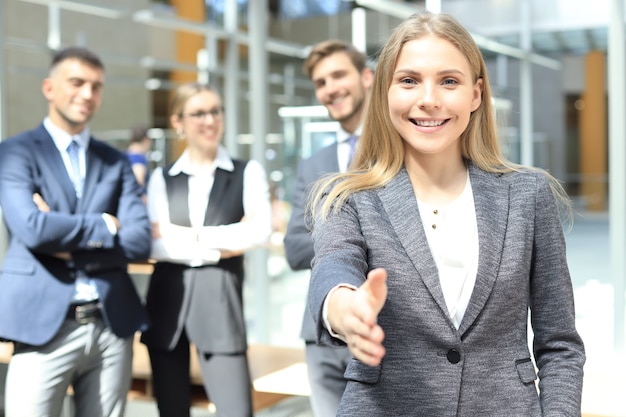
[44,117,90,182]
[336,126,362,173]
[147,145,272,267]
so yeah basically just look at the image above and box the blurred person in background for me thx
[126,124,153,191]
[140,82,272,417]
[283,39,373,417]
[0,46,150,417]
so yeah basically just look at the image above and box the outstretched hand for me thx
[328,268,388,366]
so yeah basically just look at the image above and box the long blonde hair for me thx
[309,10,571,223]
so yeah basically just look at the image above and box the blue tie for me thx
[347,135,358,167]
[67,140,83,198]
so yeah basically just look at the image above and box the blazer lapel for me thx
[78,139,104,212]
[205,168,231,226]
[378,168,450,319]
[34,127,79,210]
[458,163,510,335]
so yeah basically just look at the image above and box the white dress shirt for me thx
[44,117,89,183]
[147,146,272,267]
[336,126,362,173]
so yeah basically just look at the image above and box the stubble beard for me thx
[334,92,365,129]
[56,105,92,132]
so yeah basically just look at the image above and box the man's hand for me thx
[328,268,388,366]
[151,222,161,239]
[103,213,121,231]
[32,193,50,212]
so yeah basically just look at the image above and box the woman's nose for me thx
[418,84,441,109]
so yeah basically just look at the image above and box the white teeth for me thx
[414,119,444,127]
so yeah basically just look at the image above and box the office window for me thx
[206,0,248,24]
[279,0,352,19]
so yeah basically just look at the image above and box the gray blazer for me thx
[284,143,340,341]
[309,163,585,417]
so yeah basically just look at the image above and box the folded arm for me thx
[148,160,272,266]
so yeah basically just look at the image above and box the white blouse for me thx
[416,173,479,329]
[147,146,272,267]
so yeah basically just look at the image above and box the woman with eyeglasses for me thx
[141,82,272,417]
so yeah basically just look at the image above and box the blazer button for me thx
[447,349,461,364]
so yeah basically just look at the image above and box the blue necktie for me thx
[67,140,83,198]
[68,140,98,302]
[347,135,358,167]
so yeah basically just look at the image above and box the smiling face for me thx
[42,58,104,135]
[171,89,224,160]
[388,36,482,164]
[311,51,373,133]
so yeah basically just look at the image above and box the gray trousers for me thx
[4,318,133,417]
[305,343,352,417]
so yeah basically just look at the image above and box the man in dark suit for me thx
[0,47,151,417]
[283,40,373,417]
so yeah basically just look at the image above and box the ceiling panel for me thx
[483,27,608,57]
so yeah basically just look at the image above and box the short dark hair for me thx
[50,47,104,73]
[130,125,149,144]
[303,39,367,79]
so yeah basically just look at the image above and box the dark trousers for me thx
[148,331,253,417]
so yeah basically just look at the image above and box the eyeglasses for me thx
[182,108,223,122]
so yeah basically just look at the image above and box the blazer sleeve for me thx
[308,192,369,347]
[284,157,317,270]
[101,152,151,262]
[0,137,150,263]
[529,173,585,416]
[0,138,106,253]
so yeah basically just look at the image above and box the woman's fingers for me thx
[347,326,386,366]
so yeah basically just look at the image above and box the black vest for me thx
[162,159,248,274]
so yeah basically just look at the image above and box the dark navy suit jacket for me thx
[0,124,151,346]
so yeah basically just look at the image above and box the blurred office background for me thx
[0,0,625,416]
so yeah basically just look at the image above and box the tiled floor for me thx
[124,396,313,417]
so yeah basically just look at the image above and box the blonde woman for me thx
[141,82,271,417]
[307,11,585,417]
